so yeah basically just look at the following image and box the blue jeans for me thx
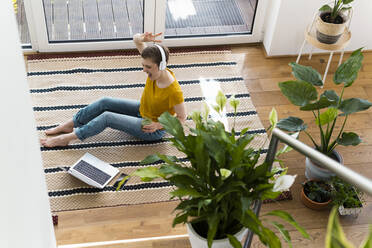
[73,97,165,141]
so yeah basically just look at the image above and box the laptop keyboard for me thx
[74,160,111,186]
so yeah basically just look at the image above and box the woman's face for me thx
[142,58,161,81]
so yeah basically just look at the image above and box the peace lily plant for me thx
[118,91,308,248]
[277,48,372,157]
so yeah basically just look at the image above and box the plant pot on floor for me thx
[186,223,247,248]
[305,149,343,181]
[338,204,362,217]
[301,180,332,210]
[315,12,347,44]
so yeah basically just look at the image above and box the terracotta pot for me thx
[300,180,332,210]
[186,222,247,248]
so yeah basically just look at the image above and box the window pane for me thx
[165,0,258,38]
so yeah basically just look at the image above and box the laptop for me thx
[66,153,119,189]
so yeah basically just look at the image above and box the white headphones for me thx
[154,44,167,71]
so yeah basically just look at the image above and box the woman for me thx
[41,32,186,147]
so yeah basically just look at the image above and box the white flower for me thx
[273,175,297,192]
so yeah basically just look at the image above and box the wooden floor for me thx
[15,0,257,44]
[48,45,372,247]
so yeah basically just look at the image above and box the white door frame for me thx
[25,0,267,52]
[155,0,268,47]
[25,0,156,52]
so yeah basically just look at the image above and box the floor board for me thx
[25,44,372,247]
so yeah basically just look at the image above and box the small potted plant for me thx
[316,0,354,44]
[330,176,364,216]
[277,48,372,180]
[118,92,309,248]
[301,180,332,210]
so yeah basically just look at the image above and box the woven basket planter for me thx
[315,12,347,44]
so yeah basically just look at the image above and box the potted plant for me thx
[118,92,309,247]
[301,180,332,210]
[330,176,364,216]
[277,48,372,180]
[316,0,354,44]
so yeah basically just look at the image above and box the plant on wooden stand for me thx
[118,92,309,247]
[277,48,372,180]
[316,0,354,44]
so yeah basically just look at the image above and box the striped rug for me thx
[27,49,269,212]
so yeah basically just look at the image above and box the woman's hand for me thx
[142,121,163,133]
[142,32,162,43]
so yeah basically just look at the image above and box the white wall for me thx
[0,1,56,248]
[263,0,372,56]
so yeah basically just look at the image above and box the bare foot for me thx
[40,133,77,147]
[45,120,74,135]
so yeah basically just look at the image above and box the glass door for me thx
[21,0,266,52]
[24,0,156,52]
[155,0,267,46]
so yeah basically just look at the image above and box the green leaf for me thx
[325,207,354,248]
[266,210,310,239]
[319,4,332,12]
[170,188,202,198]
[339,98,372,115]
[203,102,210,121]
[277,117,307,132]
[190,111,202,125]
[172,213,188,227]
[207,215,220,248]
[229,94,240,113]
[300,95,336,111]
[321,90,340,107]
[133,166,163,182]
[342,0,354,5]
[289,62,323,86]
[269,108,278,130]
[115,175,130,191]
[359,226,372,248]
[337,132,362,146]
[240,209,263,236]
[334,48,363,87]
[227,234,243,248]
[279,80,318,106]
[341,6,352,11]
[240,127,249,136]
[158,112,185,141]
[220,168,232,179]
[140,154,162,165]
[159,164,194,178]
[197,199,212,216]
[316,107,338,126]
[271,221,292,246]
[216,91,227,112]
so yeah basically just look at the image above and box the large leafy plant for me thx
[277,49,372,157]
[319,0,354,23]
[118,92,309,247]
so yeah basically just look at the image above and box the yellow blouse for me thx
[139,69,184,122]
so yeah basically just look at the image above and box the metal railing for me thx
[243,128,372,248]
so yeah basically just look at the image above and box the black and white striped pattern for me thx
[27,51,268,212]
